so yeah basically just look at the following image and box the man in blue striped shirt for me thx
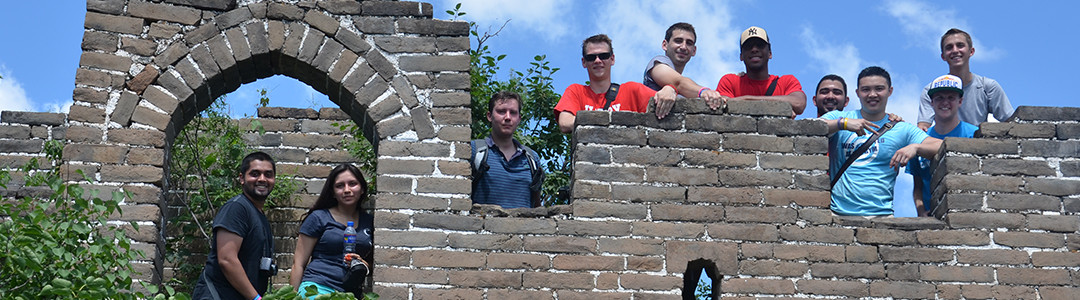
[470,91,544,208]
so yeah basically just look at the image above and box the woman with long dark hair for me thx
[290,164,373,298]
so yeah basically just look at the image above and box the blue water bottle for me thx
[344,221,356,253]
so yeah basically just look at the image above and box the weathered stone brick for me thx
[723,134,794,152]
[611,185,686,202]
[129,1,201,25]
[997,268,1071,285]
[995,231,1065,248]
[718,169,791,187]
[759,154,827,171]
[484,218,556,234]
[646,131,719,149]
[73,87,108,105]
[1027,214,1080,232]
[68,105,106,124]
[757,118,828,136]
[878,246,953,263]
[779,226,854,244]
[523,236,595,254]
[80,52,131,73]
[575,164,644,182]
[945,137,1018,154]
[685,114,756,133]
[612,147,681,166]
[763,189,830,208]
[0,125,30,139]
[436,36,469,51]
[374,36,436,53]
[448,233,522,251]
[773,244,845,262]
[106,128,164,147]
[412,249,485,268]
[553,255,623,271]
[486,253,549,270]
[919,265,994,282]
[915,230,989,246]
[683,149,755,168]
[651,204,723,222]
[987,193,1061,211]
[943,175,1022,193]
[556,219,630,237]
[1021,140,1080,157]
[726,206,796,224]
[622,273,682,291]
[723,278,795,295]
[84,12,143,35]
[688,187,760,204]
[396,18,469,36]
[101,165,162,183]
[979,122,1057,138]
[666,241,737,274]
[856,228,916,246]
[82,30,117,52]
[739,259,808,277]
[868,281,935,299]
[645,166,717,186]
[576,126,648,146]
[522,271,593,289]
[1026,178,1080,196]
[632,221,704,239]
[1032,251,1080,267]
[413,288,483,299]
[126,147,164,166]
[707,223,777,242]
[372,211,408,229]
[374,267,448,284]
[793,136,828,154]
[63,144,127,164]
[845,245,879,263]
[363,1,433,17]
[982,158,1055,176]
[378,230,447,247]
[1058,123,1080,140]
[796,279,868,297]
[597,238,664,255]
[1010,106,1080,122]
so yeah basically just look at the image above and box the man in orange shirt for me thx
[555,34,670,133]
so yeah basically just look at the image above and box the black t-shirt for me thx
[192,194,273,299]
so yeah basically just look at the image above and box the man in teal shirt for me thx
[822,66,943,216]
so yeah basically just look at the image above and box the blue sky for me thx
[1,0,1076,216]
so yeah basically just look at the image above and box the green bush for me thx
[0,140,146,299]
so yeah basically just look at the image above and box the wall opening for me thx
[684,259,718,300]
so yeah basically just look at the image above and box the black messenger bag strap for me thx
[764,77,779,96]
[830,120,900,188]
[603,83,621,110]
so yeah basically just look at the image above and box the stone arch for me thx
[68,0,470,284]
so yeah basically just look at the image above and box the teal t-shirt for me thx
[824,110,930,216]
[906,121,978,213]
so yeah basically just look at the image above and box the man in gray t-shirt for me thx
[917,28,1013,130]
[643,22,724,112]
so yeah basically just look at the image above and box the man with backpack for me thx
[555,34,664,133]
[822,66,942,217]
[471,91,544,209]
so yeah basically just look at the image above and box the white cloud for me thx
[44,100,73,113]
[598,0,741,86]
[447,0,575,42]
[0,66,35,114]
[799,25,864,99]
[881,0,1003,62]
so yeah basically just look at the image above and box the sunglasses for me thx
[584,52,612,61]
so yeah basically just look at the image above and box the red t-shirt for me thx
[716,74,803,98]
[553,82,653,117]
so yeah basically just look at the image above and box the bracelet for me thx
[840,118,847,130]
[254,295,262,300]
[698,87,709,98]
[665,84,676,91]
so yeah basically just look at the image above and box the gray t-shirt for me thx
[918,73,1014,125]
[642,55,675,91]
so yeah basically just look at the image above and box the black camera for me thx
[259,257,278,276]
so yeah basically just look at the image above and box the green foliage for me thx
[333,122,377,193]
[695,277,713,300]
[461,7,571,206]
[165,96,303,293]
[0,140,146,299]
[260,285,378,300]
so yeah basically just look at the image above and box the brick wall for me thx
[1,0,1077,298]
[370,101,1079,299]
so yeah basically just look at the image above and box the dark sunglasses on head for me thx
[584,52,612,61]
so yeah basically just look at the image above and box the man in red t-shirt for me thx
[554,34,669,133]
[716,26,807,116]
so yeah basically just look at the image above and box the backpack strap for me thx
[830,120,900,188]
[471,139,489,175]
[603,83,621,110]
[764,76,779,96]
